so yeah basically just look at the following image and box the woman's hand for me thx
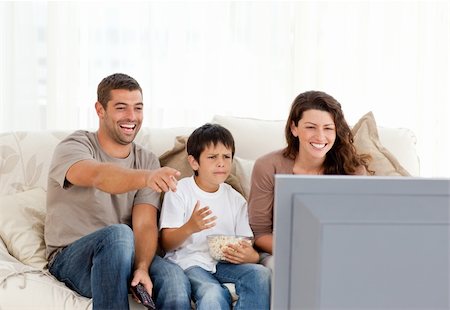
[222,240,259,264]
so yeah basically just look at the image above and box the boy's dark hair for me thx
[97,73,142,108]
[187,123,235,164]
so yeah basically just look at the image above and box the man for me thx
[44,73,191,310]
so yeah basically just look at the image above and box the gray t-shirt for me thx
[45,130,161,259]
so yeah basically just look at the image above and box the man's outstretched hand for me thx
[146,167,180,193]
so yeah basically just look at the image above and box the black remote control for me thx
[130,283,156,310]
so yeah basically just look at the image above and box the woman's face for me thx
[290,109,336,160]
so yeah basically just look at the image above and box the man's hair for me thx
[97,73,142,108]
[187,123,235,164]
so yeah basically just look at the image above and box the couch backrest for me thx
[0,131,69,195]
[212,115,420,176]
[0,128,194,196]
[0,115,420,196]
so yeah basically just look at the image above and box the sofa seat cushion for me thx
[0,266,147,310]
[0,224,148,310]
[0,235,88,308]
[0,255,92,310]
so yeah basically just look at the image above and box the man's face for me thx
[98,89,143,145]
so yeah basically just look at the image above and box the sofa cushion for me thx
[159,136,245,197]
[136,127,195,157]
[159,136,196,179]
[0,188,48,269]
[352,112,410,176]
[378,126,419,176]
[0,131,68,195]
[212,115,286,161]
[234,157,255,200]
[0,265,150,310]
[0,252,93,309]
[0,238,83,309]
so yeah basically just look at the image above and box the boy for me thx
[159,123,271,310]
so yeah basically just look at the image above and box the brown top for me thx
[248,149,294,239]
[248,149,367,240]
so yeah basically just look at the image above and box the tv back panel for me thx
[272,175,450,310]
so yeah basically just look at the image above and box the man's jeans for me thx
[185,262,271,310]
[49,224,191,310]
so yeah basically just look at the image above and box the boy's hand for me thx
[146,167,180,193]
[186,200,217,233]
[222,240,259,264]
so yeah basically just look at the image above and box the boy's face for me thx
[188,142,233,193]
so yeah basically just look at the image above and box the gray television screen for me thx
[272,175,450,310]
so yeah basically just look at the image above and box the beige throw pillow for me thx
[352,112,410,176]
[159,136,245,197]
[0,187,48,269]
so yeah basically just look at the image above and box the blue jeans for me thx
[185,262,271,310]
[49,224,191,310]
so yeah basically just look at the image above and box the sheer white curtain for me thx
[0,1,449,177]
[291,2,450,178]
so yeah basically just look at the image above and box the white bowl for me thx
[207,234,253,261]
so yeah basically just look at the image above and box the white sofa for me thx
[0,113,419,309]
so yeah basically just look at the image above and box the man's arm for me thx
[130,203,158,295]
[66,159,179,194]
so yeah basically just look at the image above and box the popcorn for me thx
[207,234,253,261]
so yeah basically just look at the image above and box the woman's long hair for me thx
[283,90,372,175]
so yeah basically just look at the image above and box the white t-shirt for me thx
[159,176,252,272]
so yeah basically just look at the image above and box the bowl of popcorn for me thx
[207,234,253,261]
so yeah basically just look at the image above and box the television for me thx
[272,175,450,310]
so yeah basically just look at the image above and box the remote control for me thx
[130,283,156,310]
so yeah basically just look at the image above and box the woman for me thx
[248,90,372,270]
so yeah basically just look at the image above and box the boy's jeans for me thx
[49,224,191,310]
[185,262,271,310]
